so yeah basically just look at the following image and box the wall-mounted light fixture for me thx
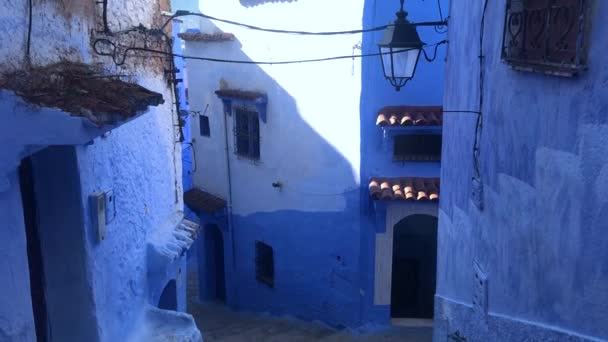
[379,0,448,91]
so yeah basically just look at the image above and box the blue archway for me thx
[158,280,178,311]
[391,214,438,319]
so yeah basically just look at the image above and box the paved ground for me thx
[187,273,432,342]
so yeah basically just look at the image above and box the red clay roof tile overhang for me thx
[184,188,227,215]
[0,62,164,126]
[376,106,443,127]
[369,178,440,202]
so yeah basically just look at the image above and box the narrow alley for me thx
[2,0,607,341]
[187,273,433,342]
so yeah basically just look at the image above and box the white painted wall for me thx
[187,0,363,215]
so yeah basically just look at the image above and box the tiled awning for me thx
[376,106,443,127]
[369,178,440,201]
[0,62,163,127]
[184,188,227,215]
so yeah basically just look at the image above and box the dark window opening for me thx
[255,241,274,288]
[199,115,210,137]
[501,0,587,76]
[234,109,260,160]
[393,134,442,162]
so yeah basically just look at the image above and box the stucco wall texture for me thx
[0,1,183,341]
[437,0,608,341]
[359,0,447,325]
[186,0,448,328]
[186,0,365,328]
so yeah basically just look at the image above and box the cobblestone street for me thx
[187,274,432,342]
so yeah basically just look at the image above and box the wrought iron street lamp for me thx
[379,0,448,91]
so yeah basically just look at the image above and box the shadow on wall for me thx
[191,19,362,327]
[239,0,298,7]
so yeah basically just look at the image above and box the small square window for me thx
[393,134,442,162]
[199,115,210,137]
[234,109,260,160]
[255,241,274,288]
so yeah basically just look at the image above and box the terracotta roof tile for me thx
[376,106,443,127]
[184,188,227,215]
[178,32,235,42]
[369,178,440,202]
[0,62,164,127]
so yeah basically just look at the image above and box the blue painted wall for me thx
[0,0,197,340]
[185,0,448,329]
[436,1,608,341]
[358,0,447,325]
[228,203,363,327]
[0,171,37,342]
[186,0,365,329]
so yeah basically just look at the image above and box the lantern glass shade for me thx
[380,46,421,81]
[378,16,425,91]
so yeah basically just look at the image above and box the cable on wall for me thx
[97,0,111,34]
[25,0,33,64]
[472,0,489,210]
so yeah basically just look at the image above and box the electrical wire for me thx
[100,0,110,33]
[422,40,448,62]
[472,0,489,206]
[26,0,33,63]
[161,11,389,35]
[94,38,446,66]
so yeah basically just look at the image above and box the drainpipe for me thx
[223,110,236,270]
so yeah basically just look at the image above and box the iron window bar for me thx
[501,0,588,77]
[233,108,261,161]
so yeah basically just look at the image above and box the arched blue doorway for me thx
[158,279,178,311]
[390,214,438,319]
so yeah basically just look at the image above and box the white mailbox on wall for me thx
[89,190,115,242]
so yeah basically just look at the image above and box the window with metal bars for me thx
[234,108,260,160]
[255,241,274,288]
[393,134,442,162]
[501,0,588,76]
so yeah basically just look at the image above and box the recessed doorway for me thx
[390,214,438,321]
[205,225,226,302]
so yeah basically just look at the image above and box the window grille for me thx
[393,134,442,162]
[501,0,587,76]
[255,241,274,287]
[234,108,260,160]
